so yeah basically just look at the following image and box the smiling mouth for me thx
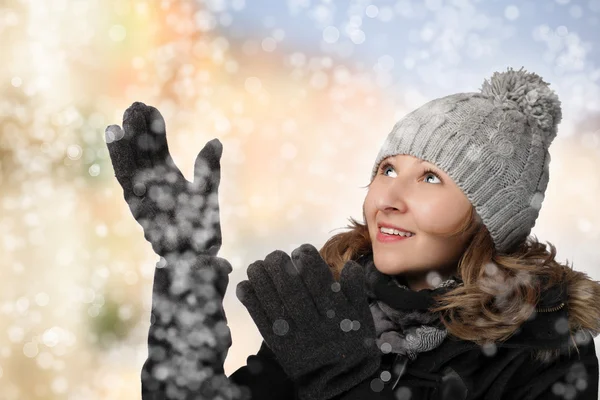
[378,226,415,237]
[376,230,415,243]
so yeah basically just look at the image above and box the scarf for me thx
[358,253,463,361]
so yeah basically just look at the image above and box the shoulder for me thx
[507,331,599,398]
[414,333,598,399]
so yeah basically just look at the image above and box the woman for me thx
[231,68,600,399]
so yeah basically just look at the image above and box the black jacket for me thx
[229,255,599,399]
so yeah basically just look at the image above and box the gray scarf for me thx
[360,254,463,361]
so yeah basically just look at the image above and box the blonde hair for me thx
[319,206,600,361]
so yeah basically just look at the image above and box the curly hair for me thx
[319,206,600,360]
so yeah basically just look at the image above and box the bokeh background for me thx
[1,0,600,398]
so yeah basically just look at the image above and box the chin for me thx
[372,250,406,276]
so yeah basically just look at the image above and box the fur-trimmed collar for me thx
[355,252,592,363]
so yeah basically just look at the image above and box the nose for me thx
[375,180,409,213]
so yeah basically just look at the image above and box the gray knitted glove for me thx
[105,101,222,258]
[105,103,246,399]
[235,244,381,400]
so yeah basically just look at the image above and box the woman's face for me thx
[363,154,475,290]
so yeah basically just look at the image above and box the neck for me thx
[403,266,458,291]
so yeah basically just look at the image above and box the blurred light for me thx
[309,71,328,89]
[88,305,101,318]
[23,342,38,358]
[67,144,82,160]
[378,6,394,22]
[16,297,29,314]
[349,30,365,44]
[220,13,233,26]
[132,57,145,69]
[124,271,138,285]
[88,164,100,177]
[36,351,54,369]
[8,326,24,343]
[118,304,134,319]
[35,292,50,307]
[323,26,340,44]
[11,77,22,87]
[95,224,108,237]
[108,25,126,42]
[577,218,593,233]
[377,55,394,72]
[366,5,378,18]
[273,28,285,41]
[242,39,259,55]
[42,327,60,347]
[312,4,332,24]
[290,52,306,67]
[231,0,245,11]
[280,143,297,160]
[135,2,148,15]
[195,10,217,31]
[261,37,277,52]
[51,376,68,394]
[244,77,262,94]
[82,288,95,304]
[425,0,443,12]
[556,25,569,36]
[569,5,583,18]
[504,5,520,21]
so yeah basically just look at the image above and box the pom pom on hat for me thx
[480,67,562,142]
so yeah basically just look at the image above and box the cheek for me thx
[363,192,376,218]
[413,197,469,235]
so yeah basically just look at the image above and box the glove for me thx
[235,244,381,400]
[142,254,249,400]
[105,103,246,398]
[105,101,222,258]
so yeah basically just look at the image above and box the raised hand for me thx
[236,244,381,400]
[105,103,245,399]
[105,102,222,257]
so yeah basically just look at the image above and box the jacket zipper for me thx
[391,354,408,390]
[535,302,565,313]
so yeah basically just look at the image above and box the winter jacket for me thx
[228,254,599,400]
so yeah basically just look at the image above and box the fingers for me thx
[262,250,320,327]
[235,280,274,339]
[192,138,223,194]
[339,260,368,310]
[122,102,171,170]
[105,124,138,193]
[191,139,223,254]
[105,102,176,203]
[290,244,337,315]
[245,260,288,324]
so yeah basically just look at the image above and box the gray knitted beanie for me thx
[370,67,562,254]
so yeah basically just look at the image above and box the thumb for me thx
[192,138,223,193]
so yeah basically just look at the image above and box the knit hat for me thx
[370,67,562,254]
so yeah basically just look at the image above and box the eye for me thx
[378,162,443,184]
[379,162,397,177]
[423,168,443,184]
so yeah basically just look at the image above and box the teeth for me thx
[380,227,414,237]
